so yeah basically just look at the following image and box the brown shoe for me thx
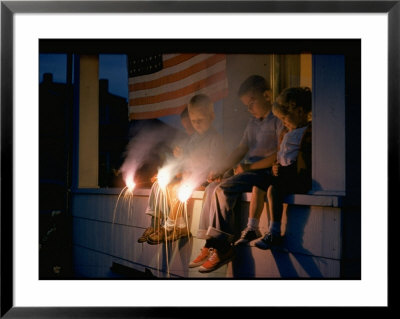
[147,227,170,245]
[137,227,154,243]
[166,227,191,242]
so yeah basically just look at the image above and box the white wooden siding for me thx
[72,191,342,278]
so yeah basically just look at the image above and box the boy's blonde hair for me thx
[188,94,214,116]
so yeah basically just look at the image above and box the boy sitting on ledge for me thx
[138,94,227,245]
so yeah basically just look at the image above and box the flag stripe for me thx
[128,54,215,86]
[129,69,227,106]
[129,80,228,113]
[128,53,228,119]
[129,105,186,120]
[162,53,198,68]
[129,59,226,99]
[129,54,226,91]
[129,88,229,120]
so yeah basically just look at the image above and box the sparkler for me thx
[157,167,172,190]
[113,164,197,278]
[177,183,194,202]
[124,172,136,193]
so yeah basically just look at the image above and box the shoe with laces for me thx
[234,227,262,246]
[147,227,170,245]
[137,227,155,243]
[189,247,210,268]
[166,227,191,242]
[254,232,283,250]
[198,247,234,273]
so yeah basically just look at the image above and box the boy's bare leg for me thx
[254,185,284,250]
[249,186,266,220]
[267,185,283,236]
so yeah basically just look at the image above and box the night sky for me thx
[39,53,129,99]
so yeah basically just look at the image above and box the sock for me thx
[205,238,215,248]
[165,217,175,231]
[269,221,281,236]
[176,216,187,228]
[247,217,259,230]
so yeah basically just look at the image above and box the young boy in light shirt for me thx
[254,87,312,249]
[145,94,227,244]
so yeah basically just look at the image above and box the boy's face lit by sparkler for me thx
[181,115,195,136]
[189,108,214,135]
[240,90,272,120]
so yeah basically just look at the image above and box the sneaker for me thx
[234,227,262,246]
[254,232,283,250]
[188,247,210,268]
[146,227,170,245]
[198,247,234,273]
[137,227,154,243]
[166,227,191,242]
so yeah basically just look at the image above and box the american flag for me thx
[128,53,229,120]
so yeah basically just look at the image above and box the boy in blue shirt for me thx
[189,75,283,272]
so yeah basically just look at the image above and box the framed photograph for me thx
[1,0,395,317]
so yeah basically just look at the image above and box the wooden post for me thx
[300,53,312,89]
[78,55,99,188]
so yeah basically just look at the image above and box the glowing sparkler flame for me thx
[178,183,194,202]
[157,167,172,190]
[124,173,136,192]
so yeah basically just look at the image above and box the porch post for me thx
[78,55,99,188]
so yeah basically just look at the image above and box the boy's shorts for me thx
[219,168,273,194]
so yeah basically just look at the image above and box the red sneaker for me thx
[198,247,234,273]
[188,247,210,268]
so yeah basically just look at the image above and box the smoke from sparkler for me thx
[119,121,184,189]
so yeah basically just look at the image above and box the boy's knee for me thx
[253,186,266,196]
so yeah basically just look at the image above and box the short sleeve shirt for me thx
[240,111,284,162]
[277,126,308,166]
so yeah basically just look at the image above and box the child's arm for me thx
[246,152,277,170]
[235,152,277,175]
[208,143,248,180]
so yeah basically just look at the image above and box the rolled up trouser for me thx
[196,181,220,239]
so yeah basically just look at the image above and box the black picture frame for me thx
[1,1,395,317]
